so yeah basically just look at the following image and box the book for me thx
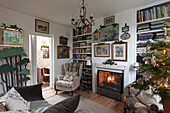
[139,10,141,22]
[163,5,166,17]
[168,5,170,16]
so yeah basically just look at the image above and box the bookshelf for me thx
[73,26,92,91]
[136,1,170,54]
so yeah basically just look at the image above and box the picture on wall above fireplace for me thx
[112,42,127,61]
[94,44,110,57]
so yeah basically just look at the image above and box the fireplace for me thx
[97,70,123,101]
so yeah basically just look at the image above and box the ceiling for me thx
[0,0,161,26]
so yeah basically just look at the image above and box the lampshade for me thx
[86,60,91,66]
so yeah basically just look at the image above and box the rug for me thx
[46,93,118,113]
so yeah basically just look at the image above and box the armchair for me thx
[55,62,83,96]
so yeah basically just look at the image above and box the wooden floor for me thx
[43,89,125,113]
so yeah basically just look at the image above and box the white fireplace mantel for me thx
[92,63,129,98]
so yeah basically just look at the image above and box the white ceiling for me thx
[0,0,161,26]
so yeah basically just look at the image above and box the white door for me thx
[29,33,55,88]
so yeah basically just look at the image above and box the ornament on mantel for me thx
[120,23,131,40]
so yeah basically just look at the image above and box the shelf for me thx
[136,17,170,25]
[73,33,92,37]
[73,53,92,55]
[73,40,92,43]
[136,29,164,34]
[73,46,92,49]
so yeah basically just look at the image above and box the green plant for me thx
[0,47,30,90]
[133,40,170,104]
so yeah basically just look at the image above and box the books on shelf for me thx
[73,26,92,36]
[137,2,170,23]
[137,33,153,41]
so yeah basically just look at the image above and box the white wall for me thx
[0,6,72,94]
[92,9,136,85]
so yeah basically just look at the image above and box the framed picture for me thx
[104,16,115,26]
[120,33,131,40]
[59,36,68,45]
[112,42,127,61]
[122,26,129,33]
[94,44,110,57]
[35,19,49,34]
[0,27,23,47]
[100,25,119,42]
[57,46,70,59]
[92,32,100,43]
[41,46,49,58]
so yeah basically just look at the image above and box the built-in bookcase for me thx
[136,1,170,54]
[73,26,92,91]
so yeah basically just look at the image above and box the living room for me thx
[0,0,169,113]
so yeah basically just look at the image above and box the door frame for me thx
[29,32,55,89]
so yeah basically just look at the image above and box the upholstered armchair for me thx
[55,62,83,95]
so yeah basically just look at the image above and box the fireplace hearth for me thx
[97,70,123,101]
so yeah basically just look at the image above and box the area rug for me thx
[46,93,118,113]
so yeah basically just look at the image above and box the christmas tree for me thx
[133,40,170,104]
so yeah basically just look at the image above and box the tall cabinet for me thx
[73,26,92,91]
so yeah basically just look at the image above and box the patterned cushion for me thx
[0,103,6,112]
[0,87,30,107]
[56,80,74,88]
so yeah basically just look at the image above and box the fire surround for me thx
[93,63,129,101]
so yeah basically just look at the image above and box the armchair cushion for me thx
[56,81,74,88]
[57,75,65,80]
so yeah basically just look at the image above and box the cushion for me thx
[0,87,30,107]
[5,99,29,111]
[56,80,74,88]
[44,95,80,113]
[15,83,44,101]
[137,90,162,107]
[0,103,6,112]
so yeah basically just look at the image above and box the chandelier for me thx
[71,0,95,29]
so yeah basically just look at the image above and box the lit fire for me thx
[107,76,115,82]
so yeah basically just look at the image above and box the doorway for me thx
[29,33,55,90]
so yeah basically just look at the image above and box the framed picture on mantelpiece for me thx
[94,44,110,57]
[112,42,127,61]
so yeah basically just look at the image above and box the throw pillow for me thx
[15,83,44,101]
[5,99,29,111]
[137,90,162,109]
[0,103,6,112]
[63,75,70,81]
[44,95,80,113]
[0,87,30,107]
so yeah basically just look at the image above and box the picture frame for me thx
[41,46,49,58]
[59,36,68,45]
[100,25,119,42]
[0,27,23,47]
[35,19,49,34]
[57,46,70,59]
[92,32,100,43]
[104,16,115,26]
[122,26,129,33]
[94,44,110,57]
[120,33,131,40]
[112,42,127,61]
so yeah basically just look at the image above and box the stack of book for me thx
[86,48,91,53]
[137,33,153,41]
[156,32,165,39]
[80,42,86,47]
[151,20,166,30]
[137,3,170,22]
[86,41,91,46]
[137,24,150,32]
